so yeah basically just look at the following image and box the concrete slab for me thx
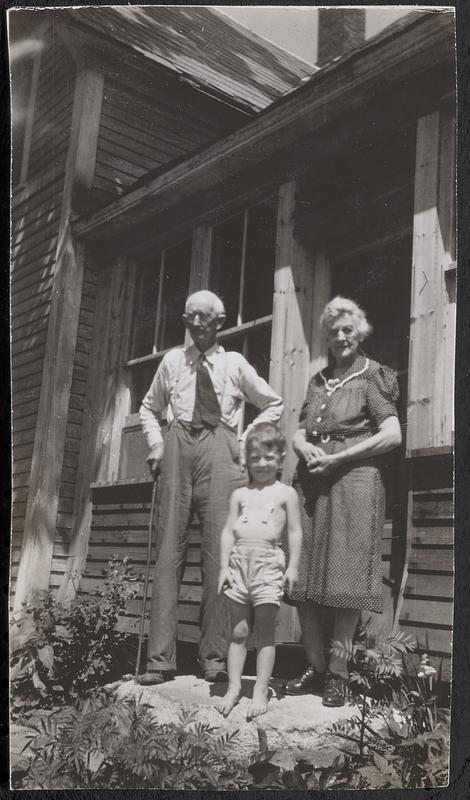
[115,675,357,760]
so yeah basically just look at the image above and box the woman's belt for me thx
[308,430,371,445]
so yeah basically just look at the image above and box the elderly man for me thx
[139,290,283,684]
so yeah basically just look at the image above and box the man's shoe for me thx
[322,672,348,707]
[203,668,228,683]
[283,666,324,696]
[138,671,174,686]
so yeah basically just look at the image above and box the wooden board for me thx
[399,597,453,628]
[407,109,456,453]
[404,572,454,600]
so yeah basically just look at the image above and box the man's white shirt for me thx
[140,343,283,454]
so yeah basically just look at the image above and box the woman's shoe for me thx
[283,666,323,695]
[322,672,348,707]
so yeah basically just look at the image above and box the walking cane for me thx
[134,475,159,683]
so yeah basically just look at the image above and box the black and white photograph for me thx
[8,4,456,790]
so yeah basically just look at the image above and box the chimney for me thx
[316,8,366,67]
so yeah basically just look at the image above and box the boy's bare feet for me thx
[215,687,241,717]
[246,684,269,720]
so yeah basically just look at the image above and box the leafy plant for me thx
[328,622,449,788]
[10,556,141,713]
[330,623,416,759]
[12,691,249,790]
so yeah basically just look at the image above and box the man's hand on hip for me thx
[147,443,164,480]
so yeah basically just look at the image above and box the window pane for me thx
[243,199,276,321]
[244,325,272,427]
[158,240,191,350]
[130,360,160,414]
[131,256,160,359]
[245,325,272,383]
[210,213,244,328]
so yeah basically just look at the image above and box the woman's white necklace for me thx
[320,358,369,396]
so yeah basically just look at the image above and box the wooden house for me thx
[10,5,313,598]
[11,8,455,680]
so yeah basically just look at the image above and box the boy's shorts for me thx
[224,542,286,607]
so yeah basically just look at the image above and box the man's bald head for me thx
[185,291,225,316]
[183,291,226,352]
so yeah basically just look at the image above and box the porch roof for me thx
[74,10,455,245]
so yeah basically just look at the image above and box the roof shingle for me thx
[67,5,315,111]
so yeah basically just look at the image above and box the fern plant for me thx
[328,622,449,787]
[13,692,249,790]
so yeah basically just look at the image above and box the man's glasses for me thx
[183,312,217,325]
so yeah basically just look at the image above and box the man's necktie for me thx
[191,356,221,429]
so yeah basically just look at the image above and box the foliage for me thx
[12,692,248,790]
[10,691,393,791]
[328,621,449,788]
[10,556,141,713]
[11,610,450,790]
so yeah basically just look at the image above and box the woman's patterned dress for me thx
[285,354,399,612]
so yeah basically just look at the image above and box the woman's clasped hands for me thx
[298,441,338,477]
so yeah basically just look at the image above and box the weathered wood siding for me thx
[94,80,240,199]
[27,37,75,181]
[52,266,100,584]
[407,109,455,454]
[398,483,453,681]
[76,486,202,642]
[11,34,76,589]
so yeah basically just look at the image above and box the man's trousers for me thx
[146,422,246,673]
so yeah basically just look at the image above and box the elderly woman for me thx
[284,296,402,707]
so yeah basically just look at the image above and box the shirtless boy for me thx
[216,423,302,719]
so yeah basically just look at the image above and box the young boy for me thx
[216,423,302,720]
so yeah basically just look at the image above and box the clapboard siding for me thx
[11,32,76,593]
[94,80,238,197]
[50,267,100,588]
[28,36,75,181]
[399,487,453,681]
[11,174,65,568]
[78,497,202,641]
[79,492,397,644]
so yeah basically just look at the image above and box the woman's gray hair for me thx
[320,296,372,341]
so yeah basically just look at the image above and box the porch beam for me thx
[73,12,454,243]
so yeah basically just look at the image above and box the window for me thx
[209,197,277,427]
[128,239,192,412]
[119,196,278,480]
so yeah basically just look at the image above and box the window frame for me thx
[119,193,278,473]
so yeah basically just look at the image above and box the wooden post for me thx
[13,69,104,610]
[407,108,456,454]
[309,250,331,375]
[270,181,315,481]
[270,180,315,643]
[184,224,213,346]
[105,258,136,482]
[188,224,213,293]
